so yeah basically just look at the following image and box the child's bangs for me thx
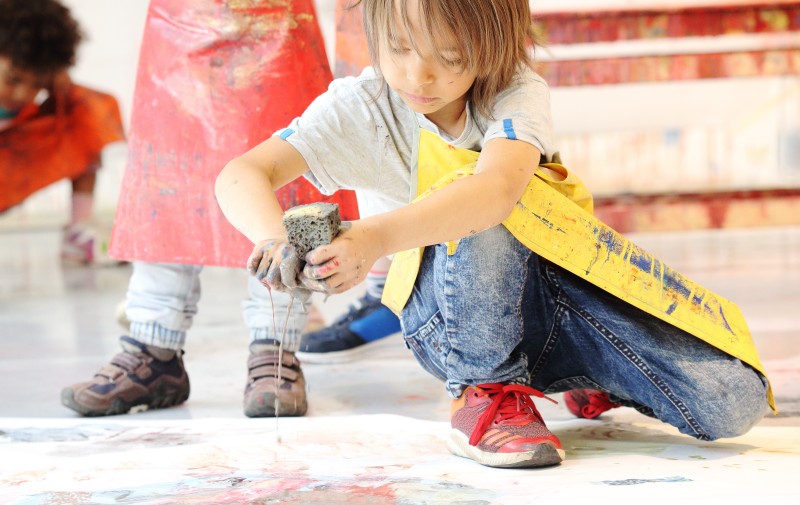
[387,0,474,71]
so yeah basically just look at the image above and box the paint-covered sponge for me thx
[282,202,341,259]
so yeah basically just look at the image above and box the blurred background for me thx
[1,0,797,235]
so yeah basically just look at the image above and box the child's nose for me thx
[405,56,434,87]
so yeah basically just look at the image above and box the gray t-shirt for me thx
[277,66,555,219]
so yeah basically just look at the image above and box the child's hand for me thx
[247,239,312,301]
[301,221,379,295]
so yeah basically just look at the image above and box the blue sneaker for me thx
[296,293,401,363]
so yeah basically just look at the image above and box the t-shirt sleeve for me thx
[274,77,382,196]
[483,68,555,161]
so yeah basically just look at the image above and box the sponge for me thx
[282,202,341,259]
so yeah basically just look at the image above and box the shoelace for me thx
[581,391,619,419]
[469,383,557,446]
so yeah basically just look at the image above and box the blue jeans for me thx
[400,225,770,441]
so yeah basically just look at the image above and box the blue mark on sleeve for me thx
[279,128,295,140]
[503,119,517,140]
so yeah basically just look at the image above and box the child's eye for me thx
[443,57,463,67]
[390,46,409,55]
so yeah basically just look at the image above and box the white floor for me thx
[0,226,798,504]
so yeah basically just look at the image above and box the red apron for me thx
[109,0,358,266]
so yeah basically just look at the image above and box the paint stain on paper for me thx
[599,476,692,486]
[19,474,497,505]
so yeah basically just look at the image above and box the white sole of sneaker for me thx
[295,332,401,364]
[446,429,565,468]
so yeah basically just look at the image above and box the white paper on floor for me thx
[1,415,798,505]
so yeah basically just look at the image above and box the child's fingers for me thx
[254,252,273,282]
[247,244,266,275]
[246,250,261,275]
[303,258,341,281]
[279,245,302,289]
[300,274,327,293]
[264,252,285,288]
[305,244,337,266]
[320,272,355,294]
[264,244,308,296]
[300,268,356,295]
[248,240,276,278]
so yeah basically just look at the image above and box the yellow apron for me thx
[384,129,776,412]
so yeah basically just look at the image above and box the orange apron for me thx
[0,85,124,212]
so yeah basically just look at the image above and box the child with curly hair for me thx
[0,0,124,264]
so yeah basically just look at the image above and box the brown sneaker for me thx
[243,339,307,417]
[61,336,190,416]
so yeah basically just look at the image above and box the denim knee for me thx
[686,368,770,440]
[400,226,533,396]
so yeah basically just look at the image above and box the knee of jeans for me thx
[451,225,527,276]
[461,224,514,252]
[689,374,769,440]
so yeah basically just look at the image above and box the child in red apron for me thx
[60,0,361,419]
[0,0,125,264]
[219,0,772,469]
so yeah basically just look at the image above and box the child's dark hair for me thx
[0,0,83,74]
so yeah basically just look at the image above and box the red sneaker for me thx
[563,389,621,419]
[448,383,564,468]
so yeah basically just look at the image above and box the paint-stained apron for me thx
[0,85,124,212]
[383,129,776,412]
[109,0,358,267]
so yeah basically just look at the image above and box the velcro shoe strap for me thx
[249,364,300,382]
[95,364,128,381]
[247,352,299,370]
[110,353,144,371]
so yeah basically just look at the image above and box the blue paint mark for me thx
[588,225,625,275]
[532,212,554,230]
[587,220,738,338]
[662,270,692,299]
[715,304,734,334]
[692,287,706,306]
[596,227,625,257]
[629,248,653,273]
[653,258,663,280]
